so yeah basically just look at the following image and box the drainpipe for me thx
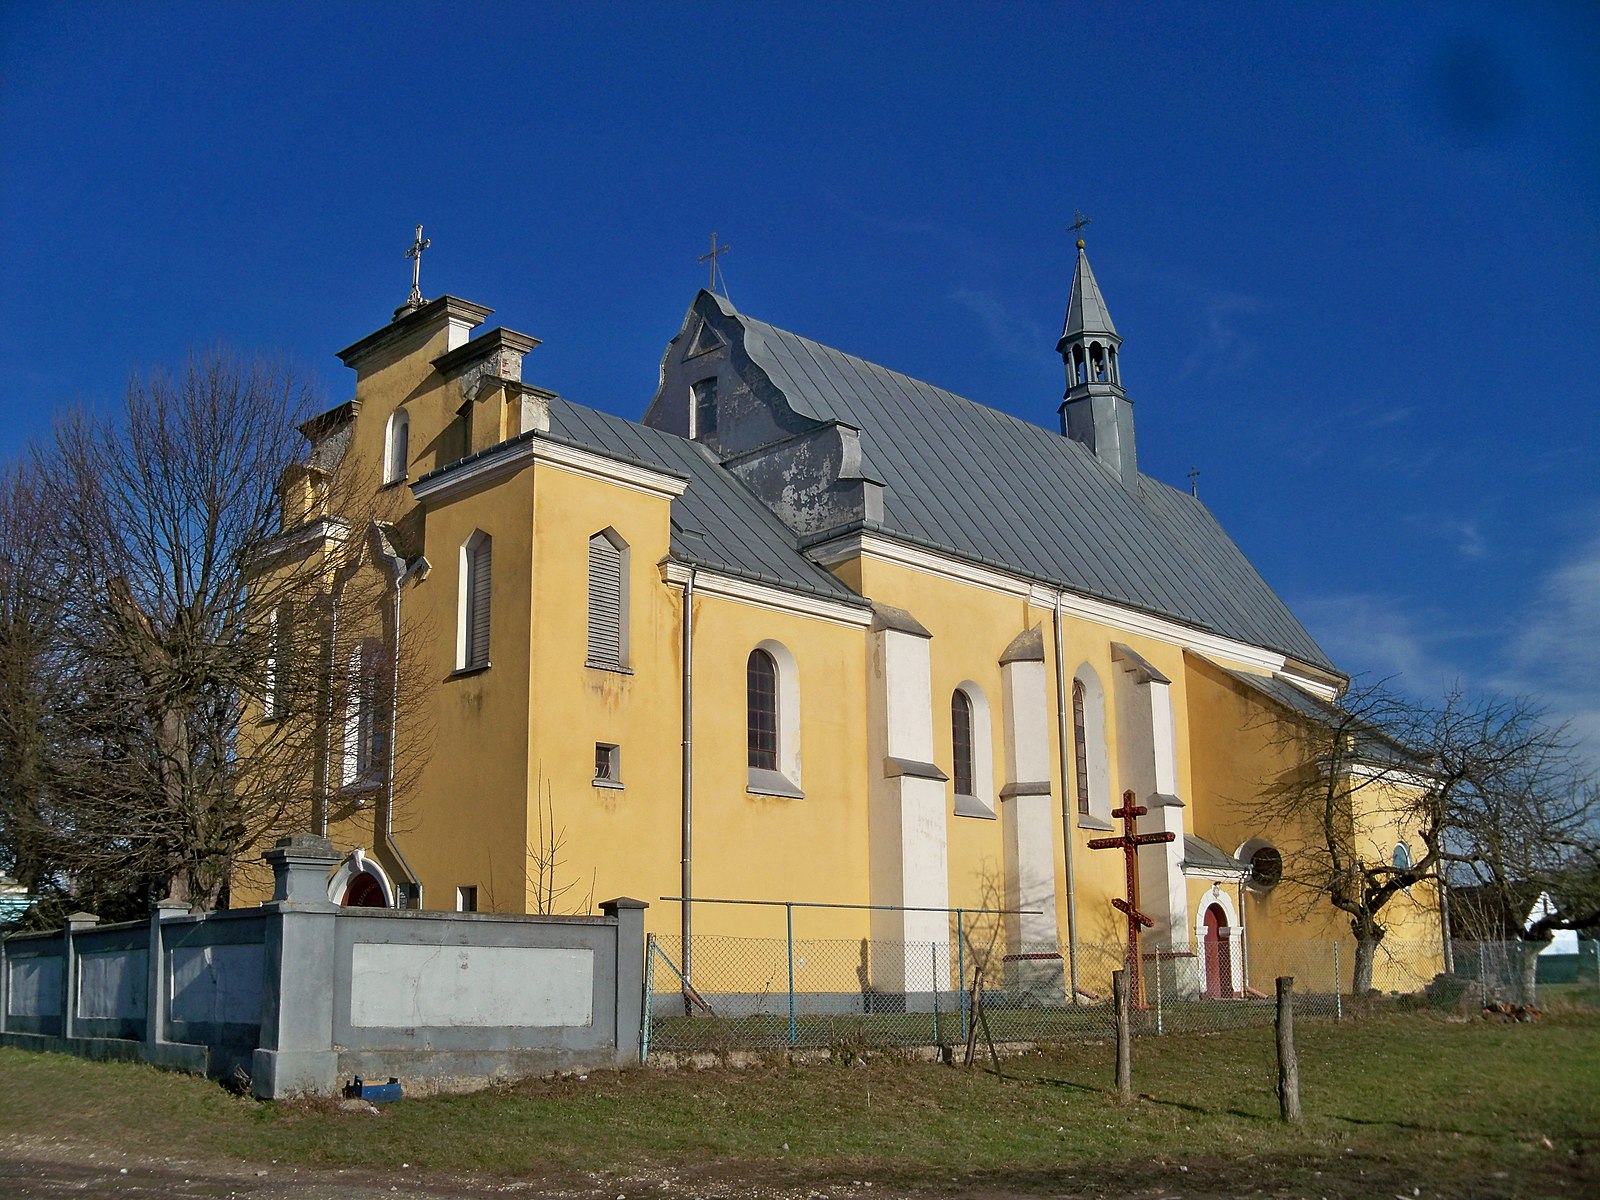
[318,591,339,838]
[680,566,697,983]
[1052,591,1081,1003]
[384,558,426,908]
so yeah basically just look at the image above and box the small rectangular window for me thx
[594,742,621,786]
[456,885,478,913]
[395,882,420,910]
[692,377,718,441]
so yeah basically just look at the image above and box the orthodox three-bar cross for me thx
[405,224,431,309]
[1087,790,1175,1007]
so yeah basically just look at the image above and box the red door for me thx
[342,872,386,907]
[1203,904,1232,998]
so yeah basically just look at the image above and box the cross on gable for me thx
[698,231,731,294]
[404,224,431,310]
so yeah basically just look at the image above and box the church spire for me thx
[1057,235,1136,490]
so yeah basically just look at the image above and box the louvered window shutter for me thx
[466,536,492,668]
[587,534,623,666]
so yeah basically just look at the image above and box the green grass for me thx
[3,1010,1597,1196]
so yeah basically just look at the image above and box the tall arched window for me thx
[343,637,385,788]
[384,409,410,485]
[1072,679,1090,816]
[458,531,491,670]
[951,689,974,797]
[1071,665,1111,824]
[586,529,628,669]
[747,649,778,771]
[745,641,803,796]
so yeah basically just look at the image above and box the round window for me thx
[1249,846,1283,889]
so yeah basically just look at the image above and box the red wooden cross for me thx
[1087,790,1176,1007]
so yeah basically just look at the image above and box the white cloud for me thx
[1298,530,1600,770]
[947,288,1048,362]
[1405,514,1489,560]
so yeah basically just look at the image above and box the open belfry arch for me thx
[236,226,1444,1005]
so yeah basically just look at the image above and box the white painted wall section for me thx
[349,943,595,1029]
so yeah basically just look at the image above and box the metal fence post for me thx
[931,942,941,1045]
[957,910,968,1046]
[1153,946,1164,1035]
[641,934,656,1062]
[1478,942,1488,1007]
[1333,941,1342,1021]
[786,902,797,1048]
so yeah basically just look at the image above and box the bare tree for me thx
[1443,708,1596,1005]
[0,460,75,899]
[24,351,329,910]
[1251,679,1589,996]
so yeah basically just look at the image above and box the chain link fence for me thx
[644,923,1357,1058]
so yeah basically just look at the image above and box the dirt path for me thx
[2,1135,1592,1199]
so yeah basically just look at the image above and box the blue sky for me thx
[2,2,1596,763]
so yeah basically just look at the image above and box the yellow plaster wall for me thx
[390,467,535,912]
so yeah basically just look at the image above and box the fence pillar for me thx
[252,834,341,1100]
[602,897,648,1065]
[785,902,796,1048]
[145,899,188,1048]
[0,931,9,1037]
[61,912,99,1042]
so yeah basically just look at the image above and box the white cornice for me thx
[249,518,352,567]
[811,531,1292,674]
[661,561,873,628]
[412,436,690,506]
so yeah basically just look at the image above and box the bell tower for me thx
[1057,237,1137,490]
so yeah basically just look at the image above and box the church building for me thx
[240,238,1444,1000]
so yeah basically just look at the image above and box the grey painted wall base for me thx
[0,837,648,1100]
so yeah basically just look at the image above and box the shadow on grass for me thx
[1019,1070,1274,1123]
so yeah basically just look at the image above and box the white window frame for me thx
[585,528,630,670]
[342,637,384,790]
[747,638,802,797]
[383,408,410,485]
[457,530,492,671]
[951,680,996,819]
[1072,664,1112,827]
[594,742,623,790]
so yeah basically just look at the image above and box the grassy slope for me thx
[1,1011,1596,1195]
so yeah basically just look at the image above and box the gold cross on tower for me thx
[698,231,731,294]
[1069,211,1092,249]
[404,224,431,310]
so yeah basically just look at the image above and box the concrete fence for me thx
[0,834,647,1098]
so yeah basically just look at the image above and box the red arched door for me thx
[1203,904,1232,999]
[342,872,386,907]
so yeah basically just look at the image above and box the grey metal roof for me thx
[544,398,864,606]
[1213,663,1416,766]
[1183,834,1248,875]
[1061,246,1118,342]
[708,297,1335,671]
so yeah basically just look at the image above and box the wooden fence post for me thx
[1113,968,1132,1103]
[1276,975,1302,1122]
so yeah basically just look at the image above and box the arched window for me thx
[1071,666,1110,824]
[746,641,802,796]
[951,681,996,818]
[951,690,974,796]
[263,601,293,719]
[692,377,718,442]
[343,637,386,788]
[1393,843,1413,871]
[1072,679,1090,816]
[747,649,778,770]
[458,531,491,671]
[384,409,410,485]
[586,529,629,669]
